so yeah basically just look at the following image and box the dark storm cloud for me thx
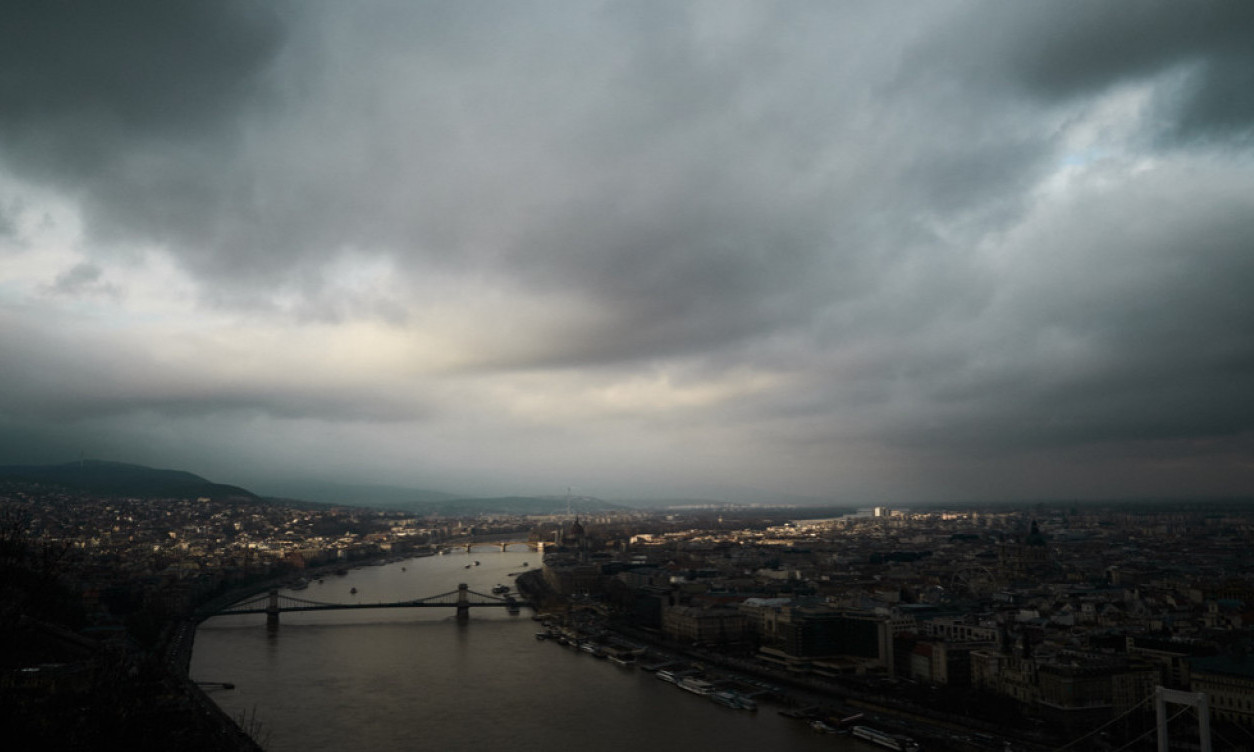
[0,0,285,275]
[0,0,282,164]
[933,0,1254,144]
[1,1,1033,353]
[1,1,1252,498]
[0,196,19,238]
[406,2,1057,368]
[757,164,1254,463]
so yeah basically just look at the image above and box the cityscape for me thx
[4,462,1254,750]
[3,2,1253,751]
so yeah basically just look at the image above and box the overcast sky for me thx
[1,1,1252,503]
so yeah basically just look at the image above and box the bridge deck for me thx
[224,601,527,614]
[211,584,532,619]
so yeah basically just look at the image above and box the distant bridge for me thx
[214,583,531,626]
[439,537,548,553]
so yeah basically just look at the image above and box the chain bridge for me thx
[214,583,530,626]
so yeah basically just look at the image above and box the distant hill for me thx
[0,461,257,500]
[250,481,634,516]
[251,480,461,509]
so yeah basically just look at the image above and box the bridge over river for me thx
[215,583,531,626]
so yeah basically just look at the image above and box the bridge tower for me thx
[266,588,280,629]
[456,583,470,622]
[1156,686,1211,751]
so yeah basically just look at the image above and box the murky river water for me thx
[191,548,874,752]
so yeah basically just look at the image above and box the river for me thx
[191,548,876,752]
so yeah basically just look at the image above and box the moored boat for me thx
[606,650,636,667]
[710,690,757,711]
[677,676,715,696]
[850,725,919,752]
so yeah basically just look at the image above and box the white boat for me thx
[677,677,715,696]
[851,725,920,752]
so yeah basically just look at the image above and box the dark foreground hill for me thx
[0,460,257,500]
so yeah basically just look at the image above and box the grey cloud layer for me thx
[1,1,1251,498]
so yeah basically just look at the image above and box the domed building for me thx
[563,517,586,546]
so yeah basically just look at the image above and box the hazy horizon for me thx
[2,2,1252,504]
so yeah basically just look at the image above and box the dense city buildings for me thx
[4,480,1254,750]
[536,502,1254,748]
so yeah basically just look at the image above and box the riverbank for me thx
[520,581,1053,752]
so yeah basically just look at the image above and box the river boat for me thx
[710,690,757,711]
[850,725,920,752]
[492,584,509,594]
[677,677,715,696]
[778,706,819,720]
[655,670,679,684]
[350,587,358,594]
[607,652,635,667]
